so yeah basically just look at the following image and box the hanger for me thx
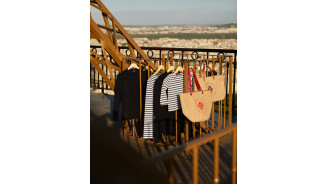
[174,66,183,74]
[128,63,139,70]
[167,66,175,72]
[154,65,165,75]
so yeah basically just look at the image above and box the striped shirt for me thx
[160,73,184,112]
[143,74,160,139]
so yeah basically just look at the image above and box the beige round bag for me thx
[198,66,226,102]
[179,68,212,122]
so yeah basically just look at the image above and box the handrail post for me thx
[228,56,233,125]
[213,137,219,184]
[139,60,142,127]
[192,147,199,184]
[231,129,237,184]
[192,57,196,139]
[184,59,189,142]
[132,119,135,137]
[167,157,174,184]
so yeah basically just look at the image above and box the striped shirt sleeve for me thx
[160,74,171,106]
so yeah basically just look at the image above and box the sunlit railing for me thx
[142,124,237,184]
[90,45,237,115]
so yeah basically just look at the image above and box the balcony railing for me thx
[90,45,237,115]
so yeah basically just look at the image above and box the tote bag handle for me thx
[188,67,202,92]
[202,66,215,80]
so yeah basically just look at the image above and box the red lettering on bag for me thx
[198,102,204,109]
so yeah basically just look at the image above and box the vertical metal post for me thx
[147,61,150,77]
[225,61,229,105]
[162,54,165,67]
[170,53,174,66]
[213,137,219,184]
[205,59,210,130]
[229,56,233,125]
[101,65,104,93]
[97,63,100,88]
[219,57,222,75]
[192,147,199,184]
[232,53,237,115]
[231,129,237,184]
[94,62,96,88]
[175,111,178,144]
[184,59,189,142]
[139,60,142,123]
[167,157,174,184]
[90,63,92,87]
[211,57,215,130]
[219,101,222,130]
[192,56,196,139]
[176,54,179,69]
[223,59,227,129]
[106,64,109,90]
[132,119,135,137]
[102,48,105,91]
[165,55,168,70]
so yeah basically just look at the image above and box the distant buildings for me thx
[91,25,237,50]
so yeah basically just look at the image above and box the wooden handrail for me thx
[142,124,236,165]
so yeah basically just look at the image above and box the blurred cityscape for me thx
[91,23,237,50]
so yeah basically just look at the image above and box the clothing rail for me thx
[117,54,234,145]
[90,46,236,142]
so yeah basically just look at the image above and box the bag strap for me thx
[202,66,215,80]
[188,68,202,91]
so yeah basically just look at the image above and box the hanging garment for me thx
[152,72,185,142]
[143,74,160,139]
[160,72,184,112]
[113,69,148,121]
[153,72,172,141]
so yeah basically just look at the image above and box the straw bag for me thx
[198,66,226,102]
[179,68,212,122]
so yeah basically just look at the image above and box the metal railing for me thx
[143,124,237,184]
[90,45,238,183]
[90,45,237,114]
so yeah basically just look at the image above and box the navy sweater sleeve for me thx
[113,72,123,120]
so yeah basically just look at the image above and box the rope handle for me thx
[188,68,202,92]
[202,66,215,80]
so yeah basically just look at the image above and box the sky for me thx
[91,0,237,25]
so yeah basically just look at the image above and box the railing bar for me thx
[192,147,199,184]
[167,157,175,184]
[139,60,142,125]
[91,45,237,54]
[90,63,92,87]
[228,56,233,125]
[101,64,104,93]
[231,129,237,184]
[213,137,219,184]
[232,53,237,114]
[183,60,189,142]
[211,57,215,130]
[94,61,96,87]
[142,124,236,164]
[97,64,100,88]
[223,60,227,129]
